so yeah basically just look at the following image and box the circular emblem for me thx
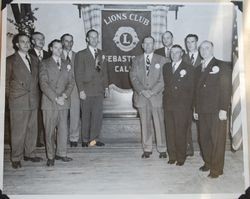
[113,27,139,52]
[67,64,71,72]
[155,63,160,69]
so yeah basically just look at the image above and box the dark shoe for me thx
[141,152,152,159]
[37,142,45,147]
[168,160,176,164]
[24,156,43,162]
[176,161,184,166]
[159,152,167,159]
[70,141,78,147]
[199,165,210,172]
[82,142,89,147]
[46,159,55,167]
[96,141,105,147]
[12,161,21,169]
[208,173,219,178]
[55,155,73,162]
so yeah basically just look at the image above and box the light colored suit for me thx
[61,51,81,142]
[130,53,167,153]
[6,52,39,162]
[39,57,74,159]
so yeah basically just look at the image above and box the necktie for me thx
[201,61,206,72]
[66,52,71,63]
[190,54,194,65]
[146,55,150,76]
[38,50,43,61]
[25,55,31,72]
[94,49,98,59]
[57,59,61,70]
[172,62,176,73]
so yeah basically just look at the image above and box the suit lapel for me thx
[15,53,32,75]
[197,57,216,86]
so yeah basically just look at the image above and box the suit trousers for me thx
[69,86,81,142]
[186,117,195,155]
[198,113,227,175]
[43,110,68,159]
[37,89,45,145]
[138,101,166,153]
[80,96,103,142]
[10,109,38,162]
[165,110,191,163]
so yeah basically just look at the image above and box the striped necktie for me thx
[146,55,150,76]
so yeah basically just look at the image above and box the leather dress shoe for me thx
[96,141,105,146]
[199,165,210,172]
[12,161,21,169]
[46,159,55,167]
[82,142,89,147]
[168,160,176,164]
[55,155,73,162]
[70,141,78,147]
[141,152,152,158]
[176,161,184,166]
[159,152,167,159]
[208,173,219,178]
[24,156,43,162]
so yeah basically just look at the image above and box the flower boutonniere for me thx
[155,63,160,69]
[209,66,220,74]
[180,69,187,78]
[67,64,71,72]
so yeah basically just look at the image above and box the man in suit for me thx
[154,31,173,62]
[74,29,109,147]
[29,31,50,148]
[130,36,167,159]
[6,33,43,169]
[39,39,75,166]
[163,45,195,166]
[61,33,81,148]
[194,40,232,178]
[183,34,203,157]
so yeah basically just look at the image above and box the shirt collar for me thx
[203,56,214,68]
[172,59,182,68]
[63,50,72,58]
[34,48,43,56]
[189,50,198,57]
[52,55,61,64]
[18,50,29,58]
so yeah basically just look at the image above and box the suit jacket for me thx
[39,57,75,110]
[74,47,109,97]
[6,52,39,110]
[130,53,167,108]
[183,52,202,68]
[163,60,195,112]
[154,47,171,63]
[195,57,232,114]
[29,49,51,61]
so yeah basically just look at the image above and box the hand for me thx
[55,96,65,106]
[193,112,199,120]
[80,90,86,100]
[141,90,151,98]
[219,110,227,120]
[104,88,110,98]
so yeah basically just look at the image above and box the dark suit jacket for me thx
[29,49,50,61]
[39,57,75,110]
[6,52,39,110]
[195,57,232,114]
[74,47,109,97]
[130,53,167,108]
[154,47,171,63]
[183,52,202,68]
[163,60,195,111]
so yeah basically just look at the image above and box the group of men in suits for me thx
[130,31,232,178]
[6,29,108,168]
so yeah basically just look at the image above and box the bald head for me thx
[199,40,214,60]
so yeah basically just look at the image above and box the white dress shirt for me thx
[34,48,44,60]
[172,59,182,73]
[63,50,72,60]
[189,50,199,64]
[88,45,97,59]
[18,51,31,72]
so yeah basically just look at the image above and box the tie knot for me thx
[146,55,150,65]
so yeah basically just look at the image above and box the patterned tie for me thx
[38,50,43,61]
[172,62,176,74]
[190,54,195,65]
[145,55,151,76]
[94,49,98,59]
[201,60,206,72]
[25,55,31,72]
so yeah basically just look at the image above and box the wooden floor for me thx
[3,145,244,195]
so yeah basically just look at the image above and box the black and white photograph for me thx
[0,0,249,198]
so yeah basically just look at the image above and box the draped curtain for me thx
[80,4,168,49]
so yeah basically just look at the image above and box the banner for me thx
[102,10,151,89]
